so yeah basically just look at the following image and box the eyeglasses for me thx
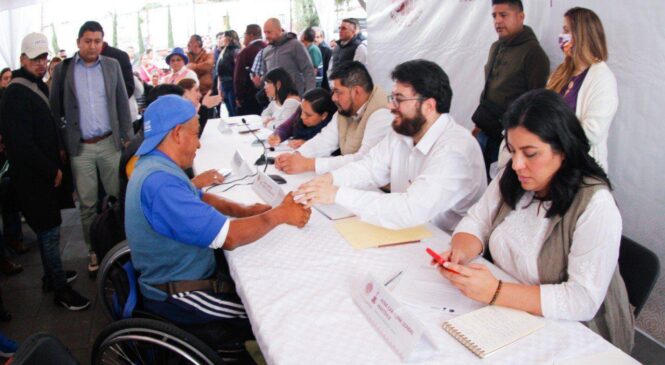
[388,94,423,107]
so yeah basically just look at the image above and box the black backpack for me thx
[90,195,126,263]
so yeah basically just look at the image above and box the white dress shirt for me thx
[330,114,487,232]
[454,176,622,321]
[297,105,392,174]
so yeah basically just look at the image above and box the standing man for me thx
[50,21,133,276]
[255,18,315,95]
[327,18,367,79]
[300,27,322,87]
[101,40,135,98]
[275,61,392,175]
[296,60,486,233]
[0,33,89,310]
[313,27,332,91]
[471,0,549,175]
[211,31,225,95]
[187,35,214,95]
[234,24,266,116]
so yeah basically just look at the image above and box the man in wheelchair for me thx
[124,95,310,349]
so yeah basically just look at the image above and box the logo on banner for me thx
[390,0,423,28]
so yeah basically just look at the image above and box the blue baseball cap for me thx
[165,47,189,65]
[136,95,197,156]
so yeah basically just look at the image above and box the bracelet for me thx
[489,279,502,305]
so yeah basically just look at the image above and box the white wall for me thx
[368,0,665,341]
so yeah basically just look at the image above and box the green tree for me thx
[295,0,319,32]
[112,11,118,47]
[137,13,145,55]
[50,24,60,56]
[167,5,174,48]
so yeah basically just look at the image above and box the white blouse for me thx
[261,98,301,130]
[454,177,622,321]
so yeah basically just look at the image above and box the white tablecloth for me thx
[194,117,621,365]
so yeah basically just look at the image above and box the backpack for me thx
[90,195,126,263]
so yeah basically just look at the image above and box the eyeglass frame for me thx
[387,94,424,107]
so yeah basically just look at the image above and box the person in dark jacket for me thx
[471,0,549,176]
[216,30,241,117]
[0,32,90,311]
[234,24,266,116]
[313,27,332,91]
[102,41,134,98]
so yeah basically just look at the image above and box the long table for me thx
[193,116,632,365]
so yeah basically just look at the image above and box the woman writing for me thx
[260,68,301,129]
[437,89,633,352]
[267,88,335,149]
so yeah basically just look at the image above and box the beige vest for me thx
[337,85,387,155]
[489,177,634,352]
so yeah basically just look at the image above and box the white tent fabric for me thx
[312,0,337,46]
[368,0,665,341]
[0,4,41,69]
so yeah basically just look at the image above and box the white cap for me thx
[21,32,49,59]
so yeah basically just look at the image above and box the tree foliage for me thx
[295,0,320,32]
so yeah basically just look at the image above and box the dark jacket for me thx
[216,44,240,89]
[473,26,549,137]
[233,40,266,103]
[0,68,74,231]
[318,43,332,90]
[102,42,135,97]
[331,34,362,67]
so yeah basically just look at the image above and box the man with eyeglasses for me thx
[275,61,391,175]
[295,60,487,233]
[0,32,90,310]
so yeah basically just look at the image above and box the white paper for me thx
[392,265,483,316]
[252,171,285,207]
[314,203,355,220]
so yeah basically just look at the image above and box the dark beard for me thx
[392,110,426,137]
[336,102,354,117]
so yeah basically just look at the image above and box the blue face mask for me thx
[558,33,572,51]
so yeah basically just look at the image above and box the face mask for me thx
[558,33,572,52]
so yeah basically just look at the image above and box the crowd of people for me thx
[0,0,631,360]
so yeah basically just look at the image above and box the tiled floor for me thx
[0,208,663,364]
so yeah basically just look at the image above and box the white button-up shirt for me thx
[330,114,487,232]
[297,105,393,174]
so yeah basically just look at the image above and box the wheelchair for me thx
[92,241,252,365]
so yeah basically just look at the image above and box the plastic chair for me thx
[618,235,660,317]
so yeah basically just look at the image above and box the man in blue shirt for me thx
[125,95,310,341]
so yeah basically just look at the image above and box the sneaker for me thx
[54,286,90,311]
[42,270,78,292]
[88,252,99,278]
[0,333,18,357]
[0,258,23,275]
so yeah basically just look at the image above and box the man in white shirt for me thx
[295,60,487,232]
[275,61,392,174]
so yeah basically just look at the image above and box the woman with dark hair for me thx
[178,78,222,134]
[547,7,616,171]
[267,88,335,149]
[216,30,241,116]
[0,68,12,97]
[261,68,301,129]
[435,89,633,352]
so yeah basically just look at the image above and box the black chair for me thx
[11,333,79,365]
[618,235,660,317]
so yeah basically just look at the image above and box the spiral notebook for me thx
[442,305,545,358]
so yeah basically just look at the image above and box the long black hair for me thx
[263,68,299,105]
[499,89,611,218]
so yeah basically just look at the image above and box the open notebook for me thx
[442,305,545,358]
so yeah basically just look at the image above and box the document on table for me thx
[314,203,355,220]
[334,218,431,249]
[392,265,483,316]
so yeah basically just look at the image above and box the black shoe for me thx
[42,270,78,292]
[54,286,90,311]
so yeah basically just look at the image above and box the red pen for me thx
[426,248,460,274]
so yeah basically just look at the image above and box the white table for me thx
[194,117,631,365]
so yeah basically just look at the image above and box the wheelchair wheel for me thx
[91,318,224,365]
[96,241,131,320]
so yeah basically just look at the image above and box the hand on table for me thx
[191,169,226,188]
[277,192,311,228]
[274,152,314,174]
[267,134,281,147]
[438,261,499,304]
[287,139,305,149]
[294,174,336,208]
[241,203,272,217]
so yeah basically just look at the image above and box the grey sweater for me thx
[261,34,315,95]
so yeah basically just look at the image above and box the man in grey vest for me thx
[275,61,392,175]
[327,19,367,81]
[50,21,133,276]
